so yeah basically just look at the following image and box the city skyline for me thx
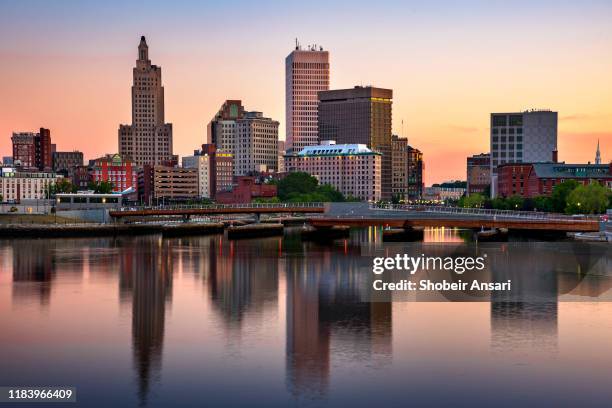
[1,1,611,184]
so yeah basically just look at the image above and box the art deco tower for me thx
[119,36,173,166]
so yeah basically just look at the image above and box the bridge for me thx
[108,202,325,220]
[108,202,601,232]
[311,203,601,232]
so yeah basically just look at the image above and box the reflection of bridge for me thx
[109,202,600,232]
[312,203,600,232]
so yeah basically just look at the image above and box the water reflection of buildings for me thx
[489,245,559,355]
[207,237,279,330]
[119,237,173,406]
[285,248,392,399]
[11,240,57,306]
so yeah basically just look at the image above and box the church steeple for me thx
[138,36,149,61]
[595,139,601,165]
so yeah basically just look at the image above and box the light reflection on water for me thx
[0,228,611,407]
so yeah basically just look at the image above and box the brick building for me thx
[91,154,137,193]
[497,162,612,198]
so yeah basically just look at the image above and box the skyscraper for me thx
[118,36,173,166]
[208,100,278,176]
[391,135,408,200]
[318,86,393,200]
[285,42,329,152]
[490,110,557,197]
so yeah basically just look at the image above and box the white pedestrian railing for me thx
[369,204,601,223]
[116,202,325,212]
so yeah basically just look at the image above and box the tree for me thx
[276,172,349,202]
[505,195,524,211]
[0,193,3,203]
[533,196,553,212]
[459,193,485,208]
[88,180,114,194]
[550,180,580,213]
[565,182,610,214]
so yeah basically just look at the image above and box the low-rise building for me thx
[0,168,60,202]
[284,141,382,202]
[91,154,137,193]
[53,151,84,174]
[422,186,465,202]
[150,166,198,201]
[216,176,277,204]
[467,153,491,195]
[497,162,612,198]
[69,165,92,191]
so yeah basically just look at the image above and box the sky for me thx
[0,0,611,185]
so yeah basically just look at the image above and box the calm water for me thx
[1,227,611,407]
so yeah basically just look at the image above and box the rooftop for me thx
[295,143,380,157]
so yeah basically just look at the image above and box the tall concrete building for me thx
[318,86,393,200]
[118,36,173,166]
[391,135,408,200]
[285,42,329,152]
[490,110,557,197]
[208,100,278,176]
[407,145,424,200]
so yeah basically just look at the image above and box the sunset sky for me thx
[1,0,610,184]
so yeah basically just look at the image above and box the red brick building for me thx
[216,176,277,204]
[498,162,612,198]
[11,128,53,171]
[91,154,137,193]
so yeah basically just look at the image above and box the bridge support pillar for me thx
[182,214,190,223]
[254,213,261,223]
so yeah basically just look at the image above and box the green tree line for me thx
[459,180,611,214]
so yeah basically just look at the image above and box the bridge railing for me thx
[369,204,601,223]
[115,202,325,212]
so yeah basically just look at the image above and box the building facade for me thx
[70,165,91,191]
[391,135,408,200]
[208,101,278,176]
[467,153,491,195]
[285,43,329,152]
[216,176,277,204]
[11,128,53,171]
[284,141,382,202]
[497,162,612,198]
[490,110,557,196]
[53,151,84,174]
[152,166,198,200]
[118,36,173,166]
[91,154,137,193]
[318,86,393,200]
[183,150,215,198]
[407,145,424,200]
[0,168,59,201]
[423,186,466,202]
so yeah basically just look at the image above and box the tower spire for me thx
[138,36,149,61]
[595,139,601,165]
